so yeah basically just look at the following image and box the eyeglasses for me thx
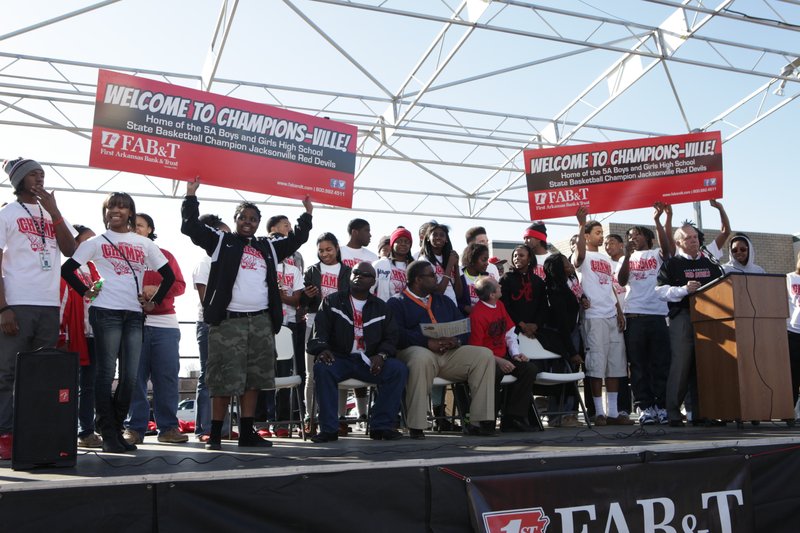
[353,269,375,278]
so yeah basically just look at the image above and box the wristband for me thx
[52,217,64,227]
[0,306,10,314]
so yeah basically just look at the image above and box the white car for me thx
[177,398,238,424]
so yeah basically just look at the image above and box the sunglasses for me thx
[353,269,375,278]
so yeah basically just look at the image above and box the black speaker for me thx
[12,348,78,470]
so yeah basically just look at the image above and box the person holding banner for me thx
[573,208,632,426]
[181,179,312,450]
[656,200,729,427]
[617,203,674,426]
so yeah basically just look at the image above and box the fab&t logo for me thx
[483,508,550,533]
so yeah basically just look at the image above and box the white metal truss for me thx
[0,0,797,222]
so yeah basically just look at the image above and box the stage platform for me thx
[1,422,799,532]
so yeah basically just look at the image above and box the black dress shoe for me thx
[668,419,685,427]
[117,433,137,451]
[205,439,222,451]
[408,428,425,439]
[500,417,534,433]
[370,429,403,441]
[463,422,496,436]
[238,434,273,447]
[310,431,339,443]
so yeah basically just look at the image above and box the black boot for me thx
[101,431,126,453]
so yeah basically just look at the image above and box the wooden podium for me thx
[690,272,794,421]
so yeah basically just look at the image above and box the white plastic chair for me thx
[518,335,591,428]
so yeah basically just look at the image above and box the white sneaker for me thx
[638,407,656,425]
[656,406,669,425]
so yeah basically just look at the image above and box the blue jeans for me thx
[90,306,143,434]
[625,314,671,410]
[78,337,97,437]
[314,353,408,434]
[195,321,211,436]
[126,325,181,435]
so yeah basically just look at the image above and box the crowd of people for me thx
[1,160,799,459]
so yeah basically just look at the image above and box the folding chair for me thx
[228,326,305,439]
[518,335,591,429]
[271,326,306,438]
[304,377,376,440]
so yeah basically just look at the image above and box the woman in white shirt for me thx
[61,193,175,453]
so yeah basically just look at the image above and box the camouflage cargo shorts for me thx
[207,312,276,396]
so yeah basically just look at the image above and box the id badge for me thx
[39,250,52,271]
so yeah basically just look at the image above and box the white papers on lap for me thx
[420,318,471,339]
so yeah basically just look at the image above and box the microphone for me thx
[700,245,723,269]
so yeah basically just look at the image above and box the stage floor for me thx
[3,421,799,492]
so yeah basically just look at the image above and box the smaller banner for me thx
[468,455,752,533]
[89,70,357,207]
[524,131,723,219]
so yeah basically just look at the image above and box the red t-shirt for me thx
[469,300,515,358]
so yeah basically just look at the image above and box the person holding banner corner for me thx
[181,178,312,450]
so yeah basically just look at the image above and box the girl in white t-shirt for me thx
[418,222,462,305]
[300,232,352,432]
[61,193,175,454]
[372,227,413,302]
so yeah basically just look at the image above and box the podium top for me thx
[690,272,789,322]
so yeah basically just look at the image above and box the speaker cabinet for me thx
[12,348,78,470]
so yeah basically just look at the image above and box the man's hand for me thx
[369,355,384,375]
[32,186,59,216]
[139,293,155,313]
[512,354,529,363]
[581,296,591,310]
[576,206,588,226]
[186,177,200,196]
[709,198,723,210]
[624,240,636,257]
[616,312,625,332]
[686,280,701,294]
[653,201,665,220]
[428,337,459,354]
[317,350,335,365]
[303,285,319,298]
[496,357,515,374]
[0,308,19,336]
[302,195,313,214]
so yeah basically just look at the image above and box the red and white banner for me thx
[524,131,723,220]
[89,70,357,208]
[468,455,752,533]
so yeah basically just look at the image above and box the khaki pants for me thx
[396,345,496,430]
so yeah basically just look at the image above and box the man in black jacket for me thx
[307,262,407,442]
[181,178,312,450]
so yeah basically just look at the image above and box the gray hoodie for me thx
[723,234,765,274]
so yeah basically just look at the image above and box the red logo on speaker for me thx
[58,389,70,403]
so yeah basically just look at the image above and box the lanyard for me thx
[18,201,46,247]
[403,289,437,324]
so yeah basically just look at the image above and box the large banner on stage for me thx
[468,455,752,533]
[524,131,723,219]
[89,70,357,208]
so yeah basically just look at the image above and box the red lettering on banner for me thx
[483,508,551,533]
